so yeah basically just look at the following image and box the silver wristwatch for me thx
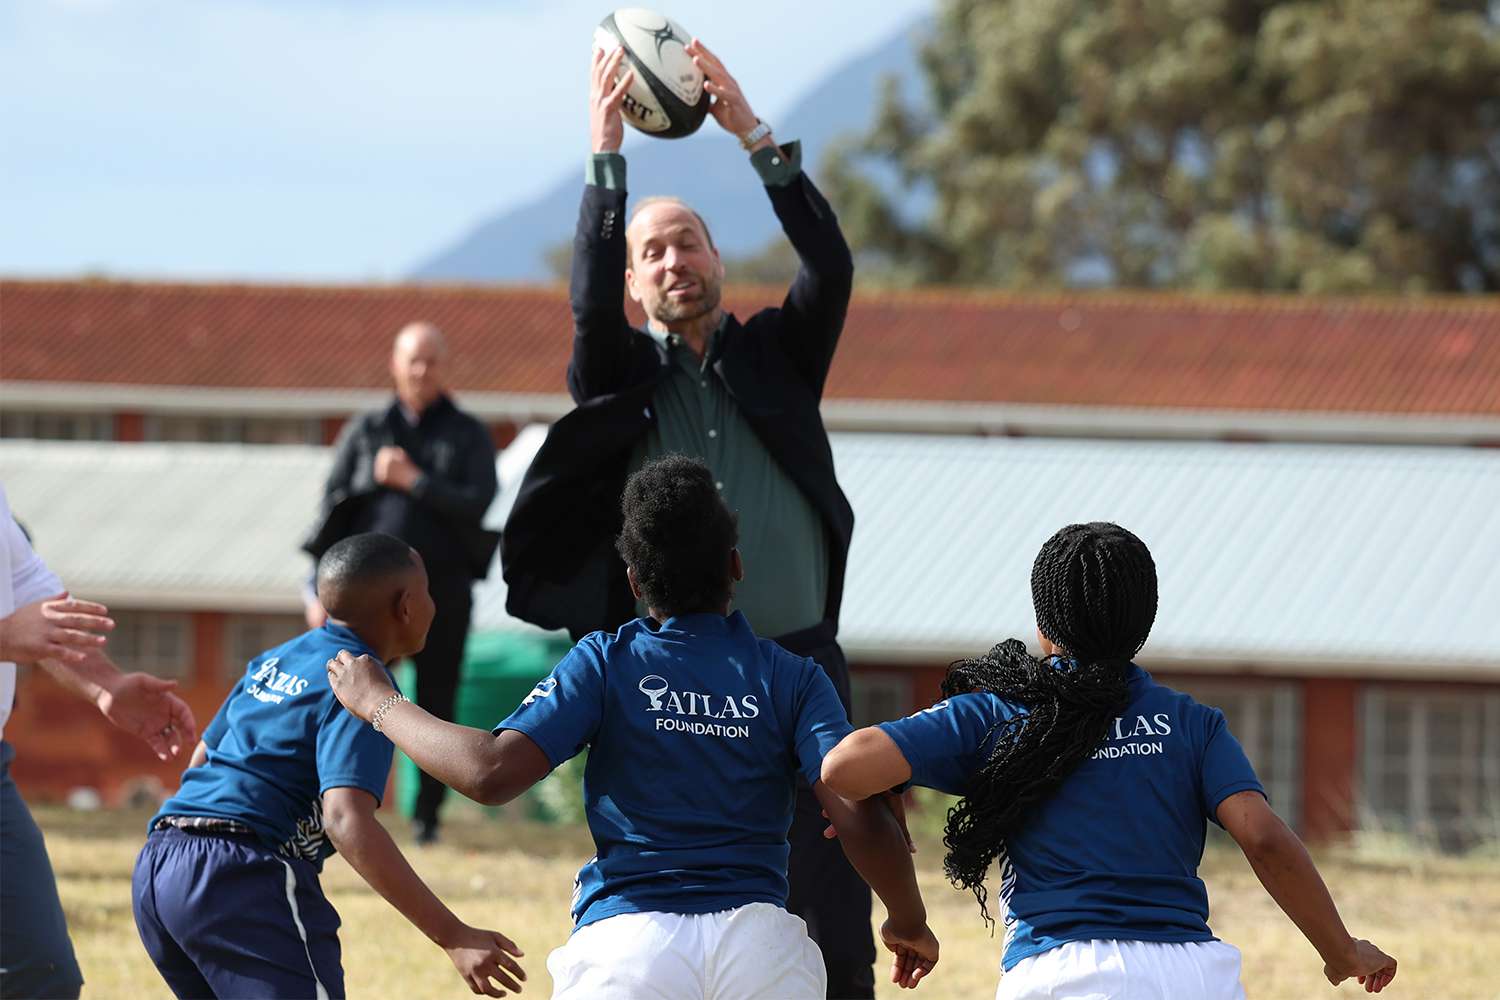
[738,119,772,150]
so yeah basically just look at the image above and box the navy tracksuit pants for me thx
[132,826,343,999]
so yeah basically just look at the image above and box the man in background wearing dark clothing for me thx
[302,322,498,844]
[501,42,875,998]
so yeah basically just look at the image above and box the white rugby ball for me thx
[594,8,710,139]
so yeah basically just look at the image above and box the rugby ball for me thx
[594,9,710,139]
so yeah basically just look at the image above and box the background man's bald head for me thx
[390,321,448,412]
[393,321,448,360]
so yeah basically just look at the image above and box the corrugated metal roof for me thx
[1,441,328,612]
[831,435,1500,673]
[4,435,1497,674]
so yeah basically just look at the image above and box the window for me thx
[1362,688,1500,850]
[0,410,114,440]
[108,611,192,680]
[850,672,912,728]
[224,614,305,681]
[143,415,320,444]
[1168,678,1302,831]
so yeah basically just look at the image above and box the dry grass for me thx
[38,803,1500,999]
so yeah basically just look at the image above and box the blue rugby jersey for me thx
[879,664,1264,971]
[494,611,851,929]
[152,623,396,869]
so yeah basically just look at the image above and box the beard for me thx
[651,274,723,324]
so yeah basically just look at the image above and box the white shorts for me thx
[547,902,826,1000]
[995,939,1246,1000]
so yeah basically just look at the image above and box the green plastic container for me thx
[394,630,573,820]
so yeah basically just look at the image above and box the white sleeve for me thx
[4,493,65,612]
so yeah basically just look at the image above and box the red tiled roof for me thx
[3,279,1498,414]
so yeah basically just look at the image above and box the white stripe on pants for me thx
[547,903,826,1000]
[995,939,1246,1000]
[279,858,331,1000]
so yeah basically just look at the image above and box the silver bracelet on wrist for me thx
[739,119,772,150]
[370,692,409,733]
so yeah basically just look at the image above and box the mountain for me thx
[409,17,927,283]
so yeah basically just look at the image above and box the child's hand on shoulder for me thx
[442,923,526,997]
[879,917,938,989]
[325,650,394,722]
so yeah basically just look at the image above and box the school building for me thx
[3,279,1498,846]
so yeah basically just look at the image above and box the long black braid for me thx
[940,522,1159,927]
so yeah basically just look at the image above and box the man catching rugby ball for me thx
[500,35,873,999]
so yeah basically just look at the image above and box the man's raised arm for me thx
[688,39,854,396]
[569,45,639,403]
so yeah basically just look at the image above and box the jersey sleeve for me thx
[791,658,854,785]
[877,693,1018,796]
[493,641,605,768]
[316,693,396,802]
[1199,707,1266,825]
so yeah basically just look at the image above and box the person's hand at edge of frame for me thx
[0,592,112,665]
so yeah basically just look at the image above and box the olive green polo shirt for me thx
[590,143,829,635]
[629,327,829,637]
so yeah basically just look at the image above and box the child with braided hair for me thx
[822,521,1397,998]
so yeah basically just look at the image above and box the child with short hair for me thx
[822,521,1397,999]
[132,532,526,999]
[327,456,938,997]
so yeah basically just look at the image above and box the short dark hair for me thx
[615,455,738,617]
[316,532,417,620]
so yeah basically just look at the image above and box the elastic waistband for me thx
[154,815,255,837]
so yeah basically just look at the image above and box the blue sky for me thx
[1,0,931,281]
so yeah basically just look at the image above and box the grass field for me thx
[39,803,1499,999]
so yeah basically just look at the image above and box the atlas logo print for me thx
[637,674,759,719]
[522,678,558,706]
[638,673,759,739]
[246,657,308,704]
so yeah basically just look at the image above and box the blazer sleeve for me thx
[567,182,637,403]
[318,415,363,519]
[764,146,855,398]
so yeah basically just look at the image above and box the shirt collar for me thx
[646,315,727,352]
[319,621,379,661]
[656,610,744,637]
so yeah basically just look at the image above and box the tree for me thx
[824,0,1500,292]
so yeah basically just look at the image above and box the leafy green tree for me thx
[825,0,1500,292]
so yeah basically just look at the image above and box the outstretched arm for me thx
[1217,791,1396,993]
[687,38,854,396]
[326,650,551,805]
[37,651,197,761]
[821,726,913,800]
[322,787,526,996]
[568,44,639,402]
[814,781,937,989]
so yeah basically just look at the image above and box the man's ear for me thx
[626,565,644,601]
[729,548,744,583]
[625,266,644,305]
[394,586,413,625]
